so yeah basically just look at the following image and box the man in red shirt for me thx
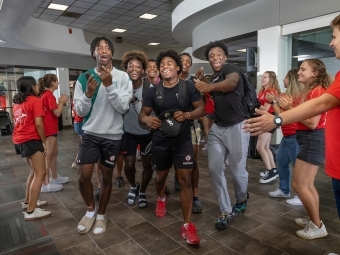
[243,14,340,220]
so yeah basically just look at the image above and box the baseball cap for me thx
[157,110,181,137]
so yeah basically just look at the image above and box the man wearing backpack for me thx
[139,50,204,245]
[195,41,250,230]
[121,50,153,209]
[73,37,132,235]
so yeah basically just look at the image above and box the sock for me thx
[183,223,189,227]
[139,192,145,196]
[131,186,137,190]
[93,214,105,234]
[193,196,198,201]
[159,196,166,202]
[85,210,96,218]
[26,210,34,214]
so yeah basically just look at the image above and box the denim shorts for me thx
[74,122,84,136]
[296,129,325,166]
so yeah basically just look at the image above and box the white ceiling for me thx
[32,0,183,50]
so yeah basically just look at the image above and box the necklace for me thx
[96,65,113,73]
[163,79,179,88]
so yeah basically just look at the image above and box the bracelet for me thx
[142,116,146,124]
[186,112,190,120]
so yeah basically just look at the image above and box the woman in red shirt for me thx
[39,74,68,192]
[257,71,281,184]
[13,76,52,220]
[292,59,331,239]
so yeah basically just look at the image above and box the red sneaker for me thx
[155,197,166,217]
[181,222,200,245]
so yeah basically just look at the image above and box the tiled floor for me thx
[0,129,339,255]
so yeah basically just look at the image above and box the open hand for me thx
[100,66,113,87]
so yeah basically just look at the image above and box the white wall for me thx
[320,57,340,77]
[56,68,72,127]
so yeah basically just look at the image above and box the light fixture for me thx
[293,55,310,58]
[112,28,126,33]
[237,49,247,52]
[148,43,160,45]
[0,0,3,11]
[139,13,157,20]
[0,39,6,44]
[48,3,69,11]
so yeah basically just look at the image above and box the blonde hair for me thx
[260,71,281,93]
[284,69,304,100]
[331,14,340,30]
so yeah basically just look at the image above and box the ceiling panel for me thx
[115,2,138,10]
[71,1,94,8]
[96,0,120,7]
[141,0,163,8]
[67,6,88,13]
[53,0,76,5]
[90,4,112,12]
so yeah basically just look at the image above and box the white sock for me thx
[93,214,105,234]
[160,196,166,202]
[184,223,189,227]
[131,186,137,190]
[78,210,96,232]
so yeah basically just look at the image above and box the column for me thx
[56,67,72,127]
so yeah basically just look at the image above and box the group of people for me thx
[11,13,340,246]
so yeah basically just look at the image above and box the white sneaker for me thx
[295,216,310,227]
[23,208,52,220]
[296,220,328,240]
[286,196,303,205]
[225,158,229,165]
[50,174,69,184]
[71,163,76,169]
[41,183,63,193]
[21,200,48,210]
[269,188,290,198]
[202,144,207,151]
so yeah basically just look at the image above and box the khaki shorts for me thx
[191,126,201,145]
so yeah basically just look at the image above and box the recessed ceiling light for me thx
[48,3,69,11]
[148,43,160,45]
[0,39,6,44]
[139,13,157,20]
[293,55,310,58]
[112,28,126,33]
[0,0,3,11]
[237,49,247,52]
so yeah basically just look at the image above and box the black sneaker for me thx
[215,213,232,230]
[116,177,125,187]
[259,169,277,184]
[94,188,100,200]
[174,177,181,191]
[232,193,249,216]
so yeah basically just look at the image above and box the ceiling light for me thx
[112,28,126,33]
[292,55,310,58]
[237,49,247,52]
[0,0,3,11]
[48,3,69,11]
[148,43,160,45]
[0,39,6,44]
[139,13,157,20]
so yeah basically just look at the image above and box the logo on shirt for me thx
[176,93,178,99]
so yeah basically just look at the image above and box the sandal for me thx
[138,194,148,209]
[116,177,125,187]
[126,183,140,205]
[92,217,108,235]
[77,215,96,234]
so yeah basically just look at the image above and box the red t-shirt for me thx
[296,86,327,130]
[258,88,278,114]
[12,95,45,144]
[281,95,298,137]
[324,71,340,180]
[41,90,58,136]
[72,103,83,122]
[205,93,214,114]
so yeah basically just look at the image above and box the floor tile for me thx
[103,239,148,255]
[60,241,104,255]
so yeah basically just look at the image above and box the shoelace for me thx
[187,224,197,235]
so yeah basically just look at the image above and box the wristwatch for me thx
[271,100,277,105]
[273,114,282,128]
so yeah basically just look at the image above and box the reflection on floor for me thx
[0,129,339,255]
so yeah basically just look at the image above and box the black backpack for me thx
[233,68,261,117]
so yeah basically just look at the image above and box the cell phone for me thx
[85,73,90,80]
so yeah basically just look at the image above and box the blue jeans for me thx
[332,178,340,218]
[276,135,299,194]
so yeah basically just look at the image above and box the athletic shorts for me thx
[74,122,84,136]
[152,140,194,170]
[206,113,214,120]
[14,140,44,158]
[296,129,325,166]
[190,121,201,145]
[121,132,152,157]
[77,133,121,169]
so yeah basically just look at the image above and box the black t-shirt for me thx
[210,64,248,127]
[143,80,202,146]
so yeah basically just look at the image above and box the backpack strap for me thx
[155,83,164,114]
[142,79,151,99]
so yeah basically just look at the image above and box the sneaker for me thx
[295,216,310,227]
[296,220,328,240]
[181,222,200,245]
[225,158,229,165]
[116,177,125,187]
[94,188,100,200]
[23,208,52,220]
[269,188,290,198]
[136,152,141,162]
[165,186,170,196]
[21,200,47,210]
[259,169,277,184]
[41,183,63,193]
[155,197,166,217]
[202,144,207,151]
[232,193,249,216]
[192,199,202,213]
[260,170,268,177]
[286,196,303,205]
[71,163,76,169]
[215,213,232,230]
[50,175,69,184]
[174,177,181,191]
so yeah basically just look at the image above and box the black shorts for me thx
[77,133,121,169]
[14,140,44,158]
[121,132,152,157]
[296,129,325,166]
[152,140,194,170]
[206,113,214,120]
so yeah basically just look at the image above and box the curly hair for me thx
[179,52,192,66]
[204,41,229,60]
[13,76,37,104]
[121,50,148,71]
[331,14,340,30]
[156,50,182,75]
[260,71,281,93]
[90,37,115,60]
[284,69,304,100]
